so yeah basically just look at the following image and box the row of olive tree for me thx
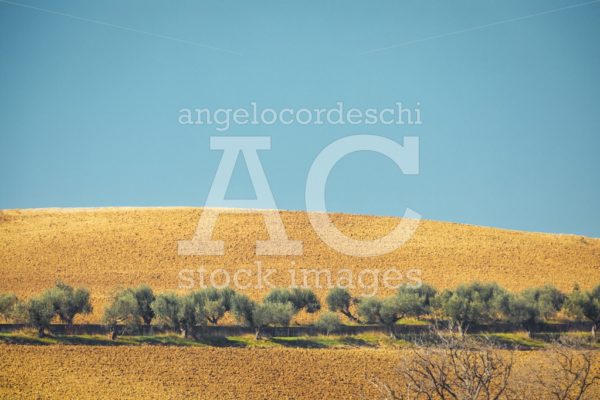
[0,284,323,340]
[0,282,92,337]
[1,282,599,340]
[325,283,600,339]
[0,284,322,340]
[103,286,321,340]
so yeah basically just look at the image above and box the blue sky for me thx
[0,0,599,237]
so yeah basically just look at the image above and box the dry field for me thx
[1,208,599,399]
[0,345,597,399]
[0,207,599,322]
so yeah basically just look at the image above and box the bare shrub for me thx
[537,345,599,400]
[373,335,515,400]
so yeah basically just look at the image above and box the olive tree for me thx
[46,282,92,329]
[358,285,437,338]
[131,284,155,327]
[253,302,294,339]
[152,292,183,333]
[231,294,256,332]
[231,294,294,339]
[0,293,19,322]
[508,285,565,336]
[356,297,402,338]
[326,287,359,322]
[265,287,321,314]
[152,290,209,338]
[178,292,208,338]
[507,294,540,337]
[397,284,437,316]
[314,312,342,335]
[565,284,600,338]
[27,292,57,338]
[435,282,509,337]
[521,285,565,320]
[103,290,142,340]
[196,287,236,325]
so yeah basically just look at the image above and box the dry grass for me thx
[0,207,599,323]
[0,345,597,399]
[1,208,599,399]
[0,345,402,399]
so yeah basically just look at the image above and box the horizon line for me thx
[1,205,598,240]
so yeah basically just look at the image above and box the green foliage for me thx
[179,292,208,338]
[203,300,226,325]
[435,282,509,335]
[231,294,257,328]
[506,285,565,334]
[232,293,294,339]
[507,294,539,332]
[153,288,237,332]
[521,285,565,320]
[46,282,92,327]
[358,285,437,336]
[357,296,422,338]
[146,291,209,338]
[326,287,358,322]
[27,295,55,337]
[196,287,236,324]
[264,287,321,314]
[314,312,342,335]
[0,293,19,322]
[131,285,155,326]
[397,284,438,317]
[254,302,294,328]
[152,292,183,331]
[290,287,321,313]
[103,290,142,339]
[565,284,600,336]
[8,282,597,342]
[357,297,383,324]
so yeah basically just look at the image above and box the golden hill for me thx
[1,207,599,322]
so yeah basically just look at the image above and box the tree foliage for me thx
[152,292,183,332]
[565,284,600,337]
[0,293,19,322]
[131,285,155,326]
[103,290,142,340]
[357,285,438,338]
[196,287,236,324]
[265,287,321,314]
[27,295,55,338]
[314,312,342,335]
[46,282,92,327]
[508,285,565,335]
[435,282,509,336]
[232,293,294,339]
[326,287,359,322]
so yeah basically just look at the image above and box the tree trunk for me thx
[66,318,74,335]
[255,327,262,340]
[111,327,118,341]
[141,324,153,336]
[388,325,397,339]
[592,322,598,339]
[457,323,467,339]
[37,327,45,338]
[342,310,359,323]
[181,327,191,339]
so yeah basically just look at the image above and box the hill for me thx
[1,207,598,322]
